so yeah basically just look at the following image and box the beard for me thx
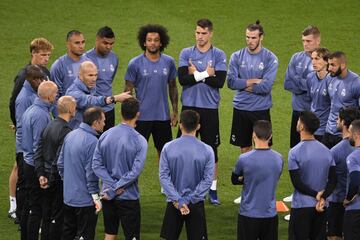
[330,67,342,77]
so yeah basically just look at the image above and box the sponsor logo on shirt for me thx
[162,68,168,75]
[341,88,346,96]
[67,70,73,77]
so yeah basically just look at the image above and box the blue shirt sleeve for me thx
[233,156,244,176]
[187,146,215,203]
[159,146,182,202]
[112,137,148,190]
[57,143,65,179]
[214,50,227,71]
[227,52,248,90]
[71,89,106,109]
[168,58,177,81]
[252,55,278,95]
[85,141,99,194]
[179,49,189,68]
[92,139,117,187]
[124,60,138,84]
[288,148,300,170]
[284,54,307,94]
[50,60,65,97]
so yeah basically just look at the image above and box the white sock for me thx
[210,180,217,191]
[9,196,16,212]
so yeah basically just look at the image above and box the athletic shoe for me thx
[233,196,242,204]
[8,210,16,220]
[284,214,290,221]
[283,194,293,202]
[208,190,221,205]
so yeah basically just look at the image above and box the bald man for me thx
[33,96,76,240]
[21,81,58,240]
[66,61,131,129]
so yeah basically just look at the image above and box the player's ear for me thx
[196,124,201,131]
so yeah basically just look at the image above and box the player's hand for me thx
[315,198,325,212]
[316,190,324,201]
[114,91,132,102]
[247,78,262,86]
[206,62,215,77]
[343,194,358,206]
[244,86,253,92]
[188,59,197,75]
[92,194,102,214]
[116,188,125,196]
[170,112,178,127]
[9,124,15,131]
[39,176,49,189]
[180,204,190,215]
[173,201,179,209]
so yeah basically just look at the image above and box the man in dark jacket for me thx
[34,96,76,240]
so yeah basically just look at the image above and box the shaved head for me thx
[79,61,98,89]
[79,61,97,75]
[57,96,76,114]
[38,81,58,104]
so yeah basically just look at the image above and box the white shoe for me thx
[284,214,290,221]
[233,196,242,204]
[283,194,293,202]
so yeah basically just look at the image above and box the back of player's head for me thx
[253,120,272,140]
[197,19,213,31]
[299,111,320,134]
[121,98,139,120]
[66,30,82,41]
[97,26,115,38]
[137,24,169,52]
[30,38,54,53]
[328,51,347,64]
[25,64,46,81]
[302,25,320,37]
[350,119,360,136]
[313,47,330,61]
[246,20,264,36]
[38,81,58,100]
[180,110,200,133]
[83,107,104,126]
[339,107,360,129]
[57,96,76,115]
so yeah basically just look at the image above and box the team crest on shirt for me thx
[341,88,346,96]
[259,62,264,70]
[110,64,115,72]
[162,68,168,75]
[241,61,246,68]
[67,70,73,77]
[322,88,327,96]
[296,62,302,69]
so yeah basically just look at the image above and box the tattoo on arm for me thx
[125,80,135,95]
[168,79,178,113]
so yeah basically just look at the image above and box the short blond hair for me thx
[30,38,54,53]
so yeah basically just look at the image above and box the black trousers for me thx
[24,162,50,240]
[237,214,278,240]
[288,207,326,240]
[104,108,115,132]
[62,204,98,240]
[343,209,360,240]
[43,179,64,240]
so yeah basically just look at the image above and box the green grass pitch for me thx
[0,0,359,239]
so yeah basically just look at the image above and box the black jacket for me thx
[34,117,72,182]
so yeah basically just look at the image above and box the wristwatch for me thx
[107,96,115,104]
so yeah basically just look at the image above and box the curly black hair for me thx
[137,24,170,52]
